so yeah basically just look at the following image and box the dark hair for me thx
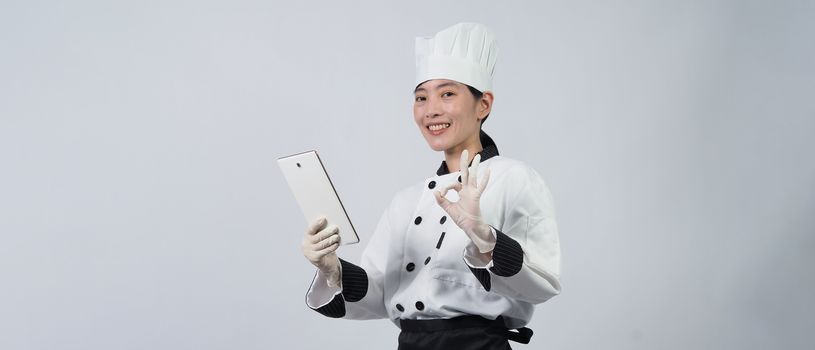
[466,85,489,125]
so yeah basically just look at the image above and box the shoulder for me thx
[484,156,556,213]
[485,156,547,189]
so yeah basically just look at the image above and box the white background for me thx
[1,0,814,349]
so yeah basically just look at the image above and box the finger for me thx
[436,186,448,199]
[478,167,491,193]
[436,182,462,197]
[310,224,339,244]
[314,225,339,244]
[434,190,453,210]
[436,183,462,206]
[436,182,460,199]
[469,154,481,186]
[459,149,469,185]
[315,242,339,256]
[305,216,328,236]
[310,235,339,254]
[314,233,340,250]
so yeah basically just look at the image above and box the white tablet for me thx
[277,150,359,245]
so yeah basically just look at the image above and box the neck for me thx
[444,133,483,173]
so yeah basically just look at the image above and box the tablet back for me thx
[277,151,359,245]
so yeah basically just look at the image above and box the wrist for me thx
[320,259,342,287]
[470,223,496,253]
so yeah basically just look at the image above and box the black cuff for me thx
[489,228,524,277]
[338,259,368,302]
[468,265,491,291]
[313,293,346,318]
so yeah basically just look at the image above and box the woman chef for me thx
[300,22,562,349]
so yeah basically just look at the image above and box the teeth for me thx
[429,123,450,131]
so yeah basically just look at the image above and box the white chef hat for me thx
[415,22,498,92]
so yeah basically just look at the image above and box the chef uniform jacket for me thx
[306,132,561,330]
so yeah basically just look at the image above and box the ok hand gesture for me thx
[433,149,496,253]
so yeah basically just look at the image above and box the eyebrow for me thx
[413,81,460,94]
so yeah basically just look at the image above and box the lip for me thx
[426,122,451,136]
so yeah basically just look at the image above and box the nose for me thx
[425,96,442,119]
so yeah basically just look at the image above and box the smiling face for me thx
[413,79,493,152]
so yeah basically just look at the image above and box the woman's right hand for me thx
[301,216,342,287]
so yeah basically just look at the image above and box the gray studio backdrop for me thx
[1,0,813,349]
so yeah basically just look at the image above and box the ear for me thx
[477,91,494,121]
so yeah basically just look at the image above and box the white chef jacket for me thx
[306,135,561,329]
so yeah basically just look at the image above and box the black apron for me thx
[398,315,533,350]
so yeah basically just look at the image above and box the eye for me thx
[441,91,455,98]
[415,96,426,102]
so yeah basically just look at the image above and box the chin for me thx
[424,137,448,152]
[428,144,447,152]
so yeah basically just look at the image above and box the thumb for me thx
[434,190,453,211]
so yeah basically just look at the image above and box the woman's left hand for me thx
[433,149,496,253]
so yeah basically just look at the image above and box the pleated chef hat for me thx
[415,22,498,92]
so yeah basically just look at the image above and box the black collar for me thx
[436,130,500,176]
